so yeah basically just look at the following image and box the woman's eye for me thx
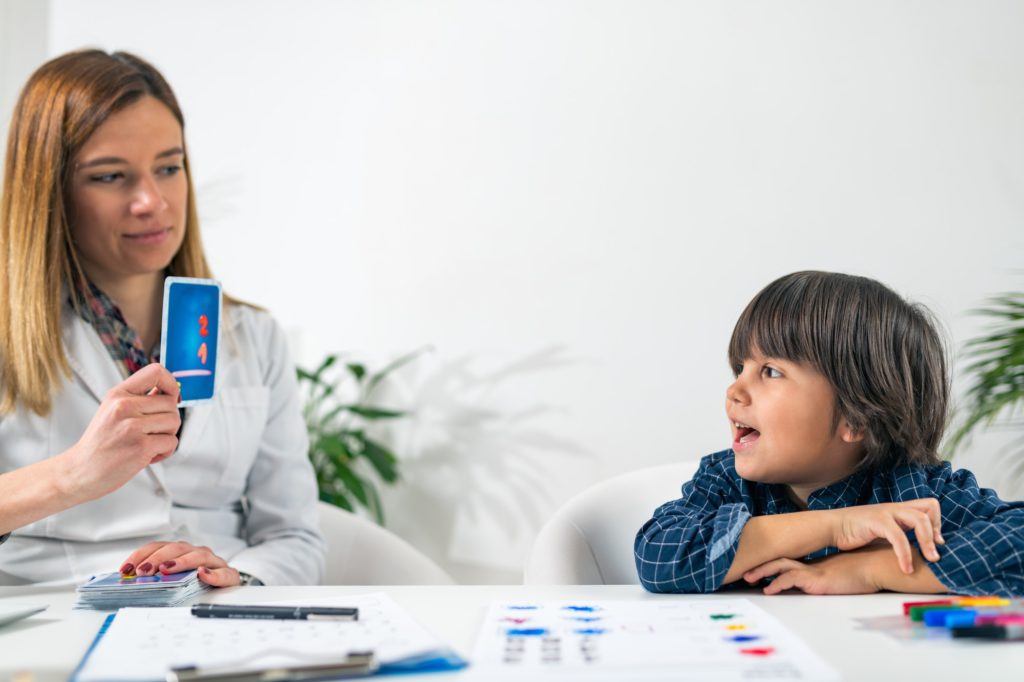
[763,366,783,379]
[158,164,182,176]
[90,172,124,183]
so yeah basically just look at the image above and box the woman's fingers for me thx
[158,547,228,574]
[120,363,180,398]
[120,541,172,575]
[135,542,206,576]
[198,566,241,587]
[120,541,237,587]
[136,393,181,416]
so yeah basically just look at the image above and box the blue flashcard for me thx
[160,277,221,405]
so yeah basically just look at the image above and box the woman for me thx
[0,50,325,586]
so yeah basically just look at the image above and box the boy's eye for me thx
[731,363,744,377]
[762,366,783,379]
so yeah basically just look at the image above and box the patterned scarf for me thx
[71,276,158,378]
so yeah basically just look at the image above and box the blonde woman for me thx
[0,50,324,586]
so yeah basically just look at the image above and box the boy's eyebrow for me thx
[76,147,185,169]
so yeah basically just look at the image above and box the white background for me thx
[2,0,1022,583]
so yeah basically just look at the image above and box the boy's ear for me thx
[839,420,865,444]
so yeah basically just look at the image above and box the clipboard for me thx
[70,594,468,682]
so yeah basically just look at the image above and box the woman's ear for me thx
[839,420,865,444]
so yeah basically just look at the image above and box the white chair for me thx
[317,502,455,585]
[523,461,700,585]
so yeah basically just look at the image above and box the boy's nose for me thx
[726,378,750,405]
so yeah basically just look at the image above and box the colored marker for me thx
[903,597,1010,617]
[903,599,955,616]
[977,614,1024,626]
[922,606,1024,627]
[951,624,1024,640]
[924,609,977,627]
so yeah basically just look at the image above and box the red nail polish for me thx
[138,562,153,574]
[120,563,134,575]
[159,560,176,572]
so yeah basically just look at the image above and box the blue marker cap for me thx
[943,611,979,628]
[924,608,975,627]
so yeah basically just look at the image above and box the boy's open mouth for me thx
[733,421,761,446]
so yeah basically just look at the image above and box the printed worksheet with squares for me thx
[74,593,445,681]
[471,598,839,682]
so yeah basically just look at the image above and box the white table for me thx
[0,584,1016,681]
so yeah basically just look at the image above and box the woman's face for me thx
[67,95,187,285]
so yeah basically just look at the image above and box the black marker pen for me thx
[190,604,358,621]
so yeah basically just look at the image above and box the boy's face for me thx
[725,349,864,502]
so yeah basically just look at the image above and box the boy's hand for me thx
[744,550,884,595]
[829,499,944,574]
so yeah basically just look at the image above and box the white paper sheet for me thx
[471,598,839,682]
[74,593,445,681]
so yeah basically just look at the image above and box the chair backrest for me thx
[523,461,700,585]
[317,501,455,585]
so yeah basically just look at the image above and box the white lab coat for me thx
[0,301,325,586]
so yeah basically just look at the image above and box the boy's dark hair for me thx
[728,271,949,469]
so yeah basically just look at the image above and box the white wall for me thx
[16,0,1024,582]
[0,1,48,159]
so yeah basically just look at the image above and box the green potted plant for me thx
[296,349,423,524]
[948,292,1024,453]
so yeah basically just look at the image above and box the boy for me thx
[635,271,1024,596]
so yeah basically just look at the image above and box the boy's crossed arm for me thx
[726,499,947,594]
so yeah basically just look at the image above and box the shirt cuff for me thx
[704,503,752,592]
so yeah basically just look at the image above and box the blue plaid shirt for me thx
[635,449,1024,596]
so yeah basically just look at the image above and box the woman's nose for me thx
[129,175,167,215]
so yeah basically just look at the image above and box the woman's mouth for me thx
[733,421,761,449]
[124,228,171,245]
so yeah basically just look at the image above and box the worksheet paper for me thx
[74,593,446,681]
[471,598,839,682]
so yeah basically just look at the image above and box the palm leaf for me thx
[299,351,418,524]
[949,292,1024,452]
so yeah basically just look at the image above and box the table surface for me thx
[0,584,1017,681]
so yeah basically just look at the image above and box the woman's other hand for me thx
[121,541,242,587]
[57,363,180,503]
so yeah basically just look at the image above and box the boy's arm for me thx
[635,452,754,593]
[745,544,947,595]
[924,468,1024,596]
[725,498,944,584]
[724,512,834,584]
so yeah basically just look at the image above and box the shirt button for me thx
[155,489,167,498]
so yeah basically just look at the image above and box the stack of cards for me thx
[76,570,210,610]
